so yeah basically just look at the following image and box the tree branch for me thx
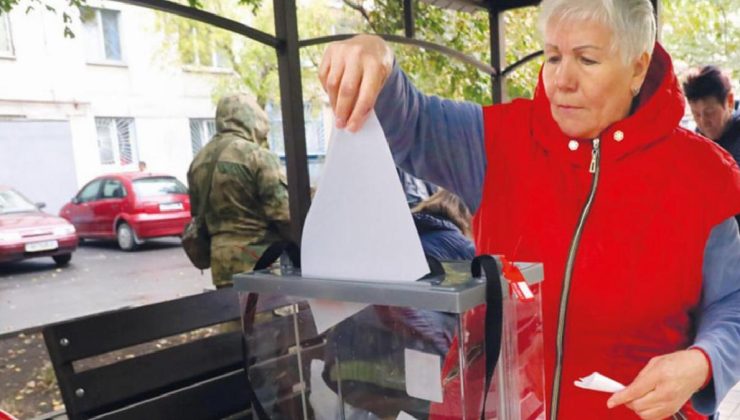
[342,0,377,33]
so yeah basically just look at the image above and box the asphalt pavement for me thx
[0,238,212,337]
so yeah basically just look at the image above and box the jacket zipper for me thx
[549,138,601,420]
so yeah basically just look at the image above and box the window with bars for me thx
[190,118,216,156]
[81,7,122,62]
[95,118,137,167]
[0,12,13,56]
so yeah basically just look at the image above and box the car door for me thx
[94,178,127,236]
[63,179,103,236]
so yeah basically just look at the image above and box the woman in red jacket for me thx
[320,0,740,419]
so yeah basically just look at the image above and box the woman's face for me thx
[543,18,648,139]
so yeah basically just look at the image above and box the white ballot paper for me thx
[574,372,626,393]
[301,112,430,332]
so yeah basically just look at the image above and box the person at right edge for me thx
[683,66,739,165]
[683,66,740,228]
[319,0,740,419]
[187,94,292,289]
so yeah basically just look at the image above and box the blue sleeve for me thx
[374,62,486,212]
[692,217,740,414]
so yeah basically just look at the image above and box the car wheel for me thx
[117,222,138,251]
[53,254,72,266]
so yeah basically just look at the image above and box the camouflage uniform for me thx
[187,94,291,288]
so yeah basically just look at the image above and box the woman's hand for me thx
[319,34,394,132]
[606,349,710,419]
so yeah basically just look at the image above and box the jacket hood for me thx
[215,94,270,147]
[530,43,685,169]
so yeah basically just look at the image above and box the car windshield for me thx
[132,177,188,197]
[0,189,39,214]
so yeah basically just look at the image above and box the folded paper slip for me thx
[574,372,625,393]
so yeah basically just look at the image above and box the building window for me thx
[95,118,137,167]
[0,12,14,57]
[180,26,229,69]
[190,118,216,156]
[81,7,122,62]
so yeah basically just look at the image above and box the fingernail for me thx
[347,122,357,132]
[336,118,346,128]
[606,400,614,409]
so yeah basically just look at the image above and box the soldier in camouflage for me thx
[187,94,292,288]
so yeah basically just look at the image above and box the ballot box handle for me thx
[471,255,505,420]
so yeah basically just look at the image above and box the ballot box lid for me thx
[233,259,543,313]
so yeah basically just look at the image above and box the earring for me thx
[631,86,640,97]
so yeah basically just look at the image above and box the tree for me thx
[660,0,740,82]
[154,0,353,113]
[342,1,541,104]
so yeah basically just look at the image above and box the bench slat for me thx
[46,289,241,364]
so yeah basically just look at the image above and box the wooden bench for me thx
[42,288,324,420]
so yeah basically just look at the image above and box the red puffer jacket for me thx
[433,44,740,420]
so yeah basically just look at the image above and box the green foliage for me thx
[3,0,737,102]
[343,1,541,104]
[660,0,740,82]
[155,0,345,111]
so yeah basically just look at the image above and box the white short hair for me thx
[538,0,656,64]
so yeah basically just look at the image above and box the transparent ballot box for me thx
[233,259,545,420]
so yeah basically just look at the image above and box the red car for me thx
[60,173,192,251]
[0,186,78,266]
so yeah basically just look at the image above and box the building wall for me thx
[0,120,78,214]
[0,0,226,192]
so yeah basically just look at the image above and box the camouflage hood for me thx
[215,93,270,147]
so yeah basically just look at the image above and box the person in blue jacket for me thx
[412,189,475,261]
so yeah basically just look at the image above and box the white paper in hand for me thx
[301,112,429,282]
[574,372,625,393]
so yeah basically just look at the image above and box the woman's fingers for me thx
[346,61,384,132]
[318,35,393,131]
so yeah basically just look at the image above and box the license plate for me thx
[25,240,59,253]
[159,202,184,212]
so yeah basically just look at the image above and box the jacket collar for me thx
[716,112,740,149]
[530,43,685,169]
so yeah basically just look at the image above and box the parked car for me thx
[60,173,192,251]
[0,186,78,266]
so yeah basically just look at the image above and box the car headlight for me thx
[53,225,76,236]
[0,232,22,242]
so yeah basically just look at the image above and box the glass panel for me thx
[115,118,134,165]
[0,189,37,214]
[132,177,188,197]
[179,27,196,65]
[214,47,229,68]
[190,119,204,156]
[196,38,213,67]
[101,179,125,199]
[81,8,102,61]
[78,180,103,203]
[0,13,12,54]
[95,118,115,164]
[190,119,216,156]
[205,120,216,138]
[101,9,121,61]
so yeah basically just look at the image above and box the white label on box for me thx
[404,348,443,403]
[397,411,419,420]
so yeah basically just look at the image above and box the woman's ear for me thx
[631,51,651,93]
